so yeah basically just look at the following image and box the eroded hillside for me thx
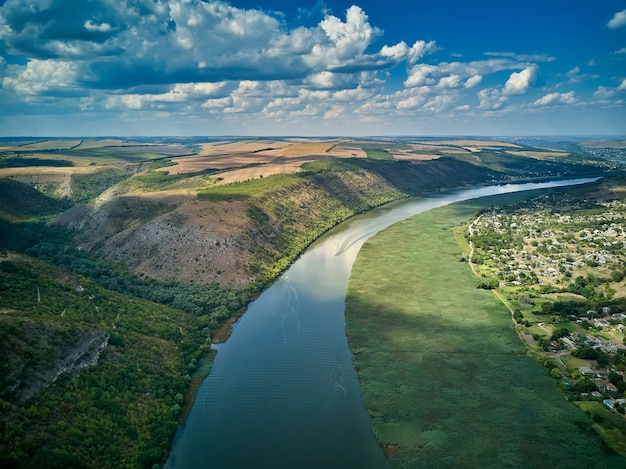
[1,136,603,289]
[52,157,504,287]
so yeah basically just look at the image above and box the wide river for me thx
[166,178,598,469]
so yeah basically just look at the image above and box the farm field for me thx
[1,136,616,191]
[345,190,624,468]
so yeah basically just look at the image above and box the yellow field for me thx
[0,166,102,177]
[197,140,291,155]
[438,139,523,148]
[325,145,367,158]
[261,141,337,156]
[165,139,344,182]
[391,152,440,161]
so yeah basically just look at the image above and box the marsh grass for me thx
[346,193,625,468]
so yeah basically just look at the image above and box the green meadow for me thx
[346,192,626,468]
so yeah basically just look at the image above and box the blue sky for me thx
[0,0,625,136]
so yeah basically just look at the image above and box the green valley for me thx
[0,136,623,468]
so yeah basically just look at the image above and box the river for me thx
[165,177,599,469]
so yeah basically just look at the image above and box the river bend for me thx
[166,178,598,469]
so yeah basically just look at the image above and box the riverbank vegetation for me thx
[345,184,626,467]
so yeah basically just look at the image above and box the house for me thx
[603,398,616,409]
[562,337,577,350]
[593,318,609,329]
[605,383,619,393]
[591,391,604,399]
[579,366,596,377]
[602,343,619,354]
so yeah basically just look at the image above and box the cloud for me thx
[594,80,626,99]
[483,51,555,63]
[380,41,409,60]
[404,64,438,87]
[2,59,78,95]
[0,1,409,91]
[305,71,359,90]
[407,40,439,64]
[396,88,429,110]
[104,81,233,111]
[532,91,577,107]
[84,20,113,33]
[201,96,233,110]
[438,74,461,89]
[567,66,580,76]
[614,47,626,55]
[478,88,507,110]
[503,65,538,95]
[464,74,482,89]
[608,9,626,29]
[320,5,379,56]
[1,0,622,135]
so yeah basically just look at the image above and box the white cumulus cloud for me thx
[407,40,438,65]
[532,91,577,107]
[503,65,538,95]
[404,64,438,88]
[3,59,78,95]
[320,6,379,58]
[380,41,409,60]
[478,88,507,110]
[464,74,482,88]
[84,20,113,32]
[608,9,626,29]
[438,74,461,89]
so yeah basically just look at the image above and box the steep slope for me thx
[52,158,501,287]
[0,253,206,468]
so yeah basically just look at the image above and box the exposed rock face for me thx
[17,331,109,402]
[52,195,254,287]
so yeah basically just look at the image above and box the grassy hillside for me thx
[345,191,625,468]
[200,157,503,284]
[0,178,68,221]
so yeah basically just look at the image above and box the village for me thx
[468,187,626,415]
